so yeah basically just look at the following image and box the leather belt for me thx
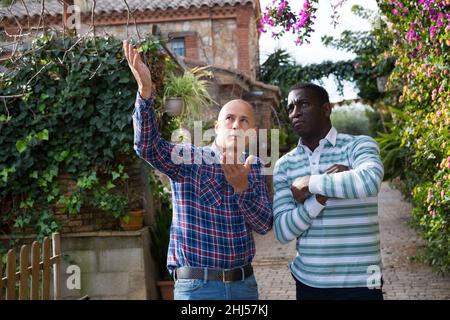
[175,264,253,282]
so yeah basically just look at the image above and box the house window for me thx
[169,38,185,57]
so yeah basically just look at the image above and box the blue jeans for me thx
[174,275,259,300]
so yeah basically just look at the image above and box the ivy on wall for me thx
[0,32,171,249]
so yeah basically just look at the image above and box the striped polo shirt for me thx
[273,127,384,288]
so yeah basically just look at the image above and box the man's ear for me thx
[322,102,333,117]
[214,120,218,133]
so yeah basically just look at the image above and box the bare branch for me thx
[2,97,11,118]
[34,0,46,39]
[19,0,31,31]
[0,94,24,99]
[123,0,141,40]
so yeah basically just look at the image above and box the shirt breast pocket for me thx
[199,174,222,206]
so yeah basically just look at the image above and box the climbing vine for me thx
[0,32,172,250]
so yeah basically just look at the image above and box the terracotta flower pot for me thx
[157,280,174,300]
[120,210,144,231]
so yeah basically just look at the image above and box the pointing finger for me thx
[244,155,254,171]
[132,51,138,68]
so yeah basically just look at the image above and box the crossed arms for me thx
[273,136,384,244]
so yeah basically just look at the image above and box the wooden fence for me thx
[0,233,61,300]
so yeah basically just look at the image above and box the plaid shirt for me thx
[132,93,273,272]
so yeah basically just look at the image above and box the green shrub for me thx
[378,1,450,273]
[331,106,372,136]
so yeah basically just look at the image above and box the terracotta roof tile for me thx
[1,0,257,19]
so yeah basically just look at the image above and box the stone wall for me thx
[59,227,159,300]
[94,18,240,72]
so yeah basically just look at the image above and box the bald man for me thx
[124,41,272,300]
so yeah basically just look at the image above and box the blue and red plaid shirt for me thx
[132,93,273,272]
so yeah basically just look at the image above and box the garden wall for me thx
[58,227,159,300]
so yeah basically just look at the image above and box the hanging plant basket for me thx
[164,97,184,116]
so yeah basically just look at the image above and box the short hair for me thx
[289,82,330,106]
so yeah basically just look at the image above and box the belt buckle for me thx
[222,269,232,283]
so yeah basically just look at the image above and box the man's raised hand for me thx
[221,154,255,193]
[123,40,152,99]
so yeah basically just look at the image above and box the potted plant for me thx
[163,66,217,119]
[90,185,129,230]
[120,191,144,231]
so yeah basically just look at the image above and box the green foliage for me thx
[375,108,408,181]
[0,0,13,7]
[331,106,372,136]
[377,0,450,273]
[149,172,173,281]
[321,5,396,102]
[411,180,450,274]
[259,5,395,151]
[0,32,169,244]
[260,49,355,105]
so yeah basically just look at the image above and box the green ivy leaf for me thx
[38,103,46,113]
[112,171,120,181]
[37,129,49,141]
[0,115,12,123]
[16,139,27,153]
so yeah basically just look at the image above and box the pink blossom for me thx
[432,89,438,101]
[429,26,438,39]
[427,190,432,203]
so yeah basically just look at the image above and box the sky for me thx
[258,0,380,102]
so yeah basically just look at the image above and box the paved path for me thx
[253,182,450,300]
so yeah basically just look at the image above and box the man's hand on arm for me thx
[123,40,153,99]
[291,176,311,204]
[325,164,349,174]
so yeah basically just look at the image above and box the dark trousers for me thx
[293,274,384,300]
